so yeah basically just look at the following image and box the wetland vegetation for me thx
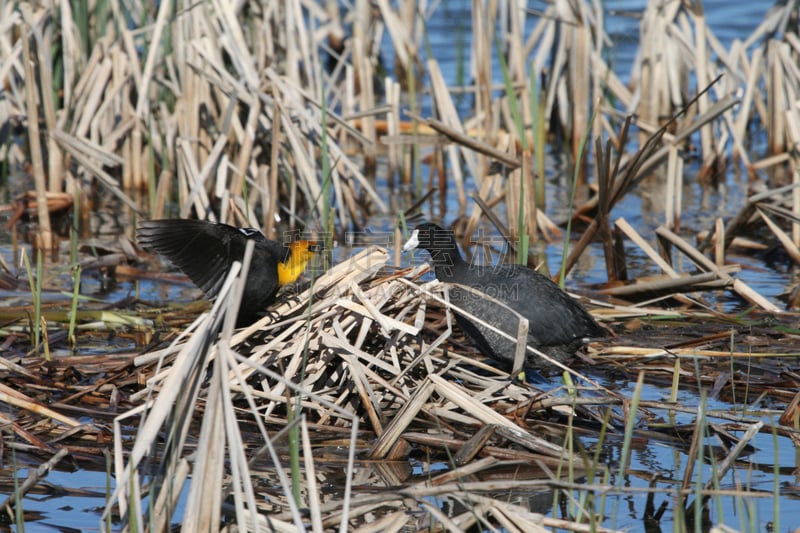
[1,0,799,531]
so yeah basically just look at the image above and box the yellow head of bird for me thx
[277,240,321,286]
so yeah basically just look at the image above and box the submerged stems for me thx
[611,370,644,527]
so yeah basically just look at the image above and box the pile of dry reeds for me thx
[85,241,796,530]
[103,247,607,530]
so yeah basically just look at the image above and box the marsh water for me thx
[3,0,799,531]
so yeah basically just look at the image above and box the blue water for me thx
[414,0,784,305]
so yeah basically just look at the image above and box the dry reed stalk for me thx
[182,345,227,530]
[690,7,716,173]
[176,137,214,220]
[636,2,672,124]
[570,81,731,282]
[738,3,800,156]
[680,394,708,497]
[264,98,282,239]
[376,0,413,80]
[266,68,387,223]
[19,10,52,250]
[655,225,780,312]
[613,216,721,308]
[786,105,800,247]
[0,388,83,429]
[423,380,564,457]
[367,379,433,459]
[0,447,69,512]
[599,270,735,299]
[27,16,62,196]
[717,182,800,256]
[713,217,725,266]
[427,60,471,211]
[385,77,402,187]
[664,144,683,229]
[409,112,520,170]
[757,207,800,264]
[109,261,308,528]
[565,116,661,279]
[633,2,747,180]
[150,458,190,532]
[732,48,762,160]
[767,41,788,155]
[507,0,528,118]
[614,218,675,275]
[522,0,612,155]
[0,8,22,95]
[353,0,377,172]
[471,0,494,166]
[568,2,592,163]
[702,421,763,494]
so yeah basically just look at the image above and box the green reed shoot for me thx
[551,374,573,521]
[529,67,546,207]
[288,275,321,505]
[611,370,644,527]
[320,68,333,247]
[451,5,467,107]
[771,419,781,533]
[495,34,526,152]
[68,184,82,350]
[22,247,45,359]
[691,396,706,533]
[290,126,328,500]
[572,406,613,526]
[7,449,21,529]
[287,403,301,504]
[68,265,81,350]
[128,470,141,532]
[594,410,614,526]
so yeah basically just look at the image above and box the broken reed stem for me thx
[20,13,53,250]
[0,448,69,511]
[655,226,781,312]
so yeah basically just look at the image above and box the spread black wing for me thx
[137,220,275,300]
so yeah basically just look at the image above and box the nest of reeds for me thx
[82,240,797,531]
[101,247,587,529]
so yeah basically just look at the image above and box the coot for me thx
[403,222,604,368]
